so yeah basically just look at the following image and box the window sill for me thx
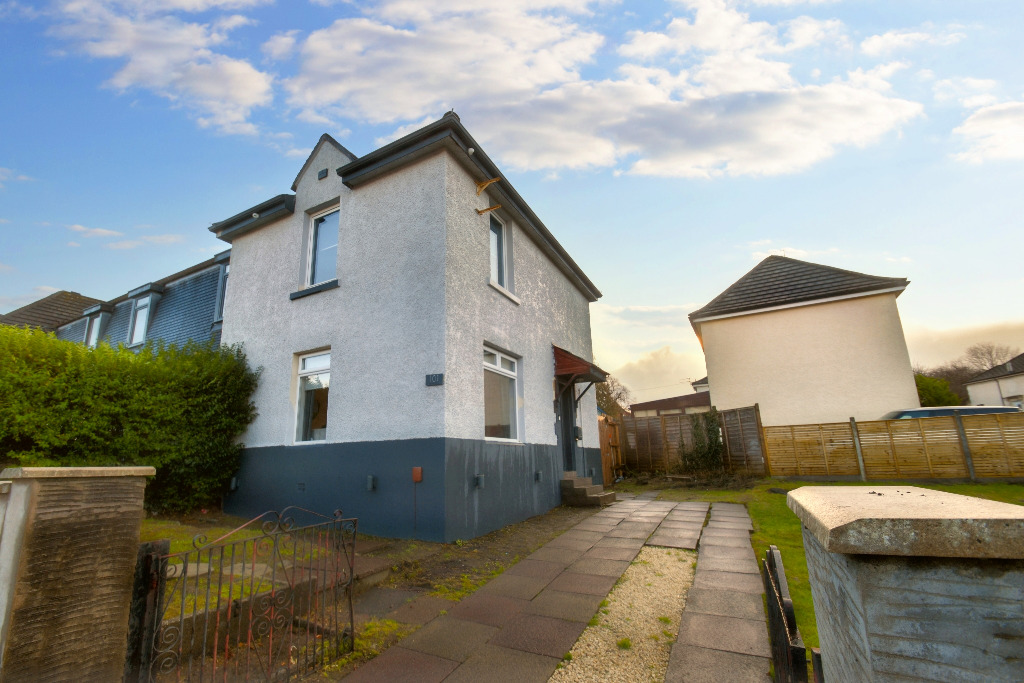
[485,437,524,445]
[488,280,521,305]
[290,279,339,300]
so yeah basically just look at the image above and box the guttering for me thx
[336,113,602,303]
[209,194,296,243]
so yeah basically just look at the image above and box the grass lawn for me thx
[654,478,1024,650]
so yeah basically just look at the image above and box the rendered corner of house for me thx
[689,255,920,427]
[211,113,604,541]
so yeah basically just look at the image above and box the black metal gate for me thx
[125,507,357,682]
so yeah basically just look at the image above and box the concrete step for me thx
[560,476,593,490]
[563,484,604,499]
[353,555,392,593]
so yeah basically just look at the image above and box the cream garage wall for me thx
[702,293,919,426]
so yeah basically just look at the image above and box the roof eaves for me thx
[209,194,295,243]
[964,352,1024,384]
[688,283,909,323]
[336,112,602,302]
[290,134,358,192]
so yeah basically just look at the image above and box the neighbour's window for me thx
[297,351,331,442]
[86,316,103,348]
[214,264,229,321]
[309,209,339,286]
[489,215,506,288]
[484,347,518,440]
[129,301,150,346]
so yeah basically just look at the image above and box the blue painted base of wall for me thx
[223,439,603,542]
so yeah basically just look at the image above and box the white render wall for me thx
[967,375,1024,406]
[441,154,600,448]
[221,145,449,447]
[702,293,919,426]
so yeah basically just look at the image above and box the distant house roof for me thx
[630,392,711,413]
[0,291,103,331]
[965,352,1024,385]
[689,255,908,323]
[691,376,708,389]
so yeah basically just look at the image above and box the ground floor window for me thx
[297,351,330,442]
[484,347,518,440]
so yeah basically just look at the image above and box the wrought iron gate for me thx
[125,508,357,682]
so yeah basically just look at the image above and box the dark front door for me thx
[559,387,578,473]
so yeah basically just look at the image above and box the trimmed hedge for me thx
[0,325,259,512]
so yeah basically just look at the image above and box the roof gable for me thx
[966,351,1024,384]
[689,255,908,322]
[1,291,103,331]
[290,134,357,192]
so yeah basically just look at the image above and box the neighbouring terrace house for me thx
[206,112,606,541]
[688,255,920,427]
[965,352,1024,409]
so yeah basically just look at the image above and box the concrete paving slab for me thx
[547,571,618,596]
[665,644,770,683]
[705,519,753,529]
[696,555,760,575]
[442,644,559,683]
[478,573,551,600]
[675,612,770,658]
[558,530,606,543]
[544,536,596,552]
[659,521,704,531]
[527,545,585,565]
[647,533,699,550]
[692,570,764,594]
[594,537,647,550]
[343,646,459,683]
[701,527,751,538]
[566,557,630,577]
[354,587,424,617]
[583,545,639,562]
[711,503,747,512]
[489,613,586,659]
[699,534,754,548]
[605,527,652,539]
[399,616,498,662]
[572,521,620,533]
[674,502,710,511]
[506,559,565,581]
[385,595,455,626]
[448,592,530,628]
[697,544,755,561]
[525,589,604,623]
[684,587,767,620]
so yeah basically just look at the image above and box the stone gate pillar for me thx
[788,486,1024,682]
[0,466,155,681]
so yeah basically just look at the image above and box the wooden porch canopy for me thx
[553,345,607,403]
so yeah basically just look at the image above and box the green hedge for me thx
[0,325,259,512]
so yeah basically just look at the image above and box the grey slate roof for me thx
[0,291,103,331]
[689,255,908,321]
[965,351,1024,384]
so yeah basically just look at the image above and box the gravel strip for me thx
[549,546,696,683]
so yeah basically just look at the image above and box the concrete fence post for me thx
[952,410,977,481]
[0,466,155,681]
[849,417,867,481]
[788,486,1024,682]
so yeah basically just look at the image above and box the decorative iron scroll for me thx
[129,507,356,682]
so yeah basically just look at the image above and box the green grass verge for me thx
[657,478,1024,650]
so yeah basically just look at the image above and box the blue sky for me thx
[2,0,1022,401]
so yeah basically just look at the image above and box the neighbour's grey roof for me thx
[689,255,908,321]
[0,291,103,331]
[965,352,1024,384]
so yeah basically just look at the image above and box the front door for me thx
[558,387,578,473]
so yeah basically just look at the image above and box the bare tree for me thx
[962,343,1020,373]
[596,373,632,418]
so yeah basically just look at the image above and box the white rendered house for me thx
[965,353,1024,408]
[210,113,605,541]
[688,256,920,427]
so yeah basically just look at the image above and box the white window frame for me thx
[85,315,104,348]
[128,299,151,346]
[306,207,340,287]
[295,350,331,443]
[214,263,229,322]
[483,346,521,443]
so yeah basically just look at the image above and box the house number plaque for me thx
[426,374,444,386]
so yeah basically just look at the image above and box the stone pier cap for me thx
[788,486,1024,559]
[0,466,156,479]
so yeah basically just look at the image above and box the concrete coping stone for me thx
[0,466,157,478]
[788,485,1024,559]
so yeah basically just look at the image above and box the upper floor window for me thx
[309,209,339,286]
[129,301,150,346]
[297,351,331,442]
[86,316,103,348]
[489,215,506,288]
[214,264,229,322]
[484,347,519,441]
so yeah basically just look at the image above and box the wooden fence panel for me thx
[763,427,800,476]
[620,409,753,474]
[719,406,766,474]
[855,421,902,479]
[962,412,1024,477]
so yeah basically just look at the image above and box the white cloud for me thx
[52,0,273,135]
[105,240,145,249]
[0,167,33,188]
[0,286,60,314]
[285,147,312,158]
[610,346,708,402]
[68,223,123,237]
[933,77,998,109]
[953,101,1024,163]
[262,30,299,61]
[0,262,12,272]
[861,28,964,57]
[0,218,10,224]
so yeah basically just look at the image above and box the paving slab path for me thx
[342,495,771,683]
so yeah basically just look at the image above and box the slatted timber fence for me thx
[764,411,1024,480]
[620,405,766,475]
